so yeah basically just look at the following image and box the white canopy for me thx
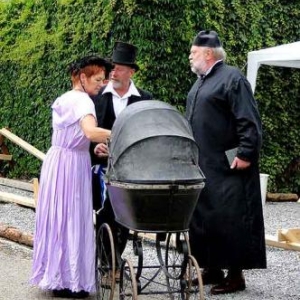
[246,41,300,92]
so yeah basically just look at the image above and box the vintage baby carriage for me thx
[95,100,206,300]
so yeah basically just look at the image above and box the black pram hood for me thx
[106,100,205,184]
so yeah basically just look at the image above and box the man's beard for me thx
[191,66,200,76]
[191,60,206,76]
[111,79,122,89]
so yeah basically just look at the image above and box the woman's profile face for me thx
[84,70,106,96]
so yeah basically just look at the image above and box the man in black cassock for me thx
[186,30,266,295]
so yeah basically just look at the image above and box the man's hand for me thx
[94,143,108,157]
[231,157,251,170]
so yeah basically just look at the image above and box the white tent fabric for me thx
[246,41,300,92]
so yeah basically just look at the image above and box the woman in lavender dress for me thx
[30,56,112,298]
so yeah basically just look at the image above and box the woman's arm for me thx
[80,114,111,143]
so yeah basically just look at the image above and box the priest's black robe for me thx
[186,61,267,269]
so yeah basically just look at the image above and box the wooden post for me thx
[0,154,12,161]
[32,178,39,207]
[0,128,45,161]
[0,131,13,167]
[0,128,43,208]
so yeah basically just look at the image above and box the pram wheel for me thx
[96,223,116,300]
[182,255,203,300]
[119,258,138,300]
[165,231,190,276]
[159,232,189,298]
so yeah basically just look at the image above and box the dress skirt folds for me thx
[30,90,96,292]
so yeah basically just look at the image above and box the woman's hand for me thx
[94,143,108,157]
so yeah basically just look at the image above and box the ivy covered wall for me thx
[0,0,299,193]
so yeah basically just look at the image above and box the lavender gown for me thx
[30,90,97,292]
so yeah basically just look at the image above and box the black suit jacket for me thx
[90,85,153,165]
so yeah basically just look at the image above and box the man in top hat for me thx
[91,41,152,279]
[186,30,266,294]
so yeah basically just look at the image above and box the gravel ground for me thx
[0,184,300,299]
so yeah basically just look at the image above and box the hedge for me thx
[0,0,299,193]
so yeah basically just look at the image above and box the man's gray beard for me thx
[191,66,201,76]
[112,80,122,90]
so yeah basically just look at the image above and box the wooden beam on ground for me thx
[277,228,300,243]
[0,154,12,161]
[0,128,45,161]
[265,234,300,251]
[0,191,35,208]
[267,193,299,202]
[0,177,33,192]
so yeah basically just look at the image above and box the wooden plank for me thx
[0,177,33,192]
[0,191,35,208]
[265,234,300,251]
[0,128,45,161]
[0,154,12,161]
[277,228,300,243]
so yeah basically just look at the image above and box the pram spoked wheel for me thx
[183,255,204,300]
[162,232,190,297]
[156,232,203,300]
[96,223,116,300]
[119,258,138,300]
[165,232,190,276]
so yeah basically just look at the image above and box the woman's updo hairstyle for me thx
[68,55,112,81]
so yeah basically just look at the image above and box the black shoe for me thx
[202,269,224,285]
[70,290,90,299]
[52,289,73,298]
[211,273,246,295]
[52,289,89,299]
[192,268,224,286]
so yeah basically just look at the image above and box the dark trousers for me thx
[93,172,129,268]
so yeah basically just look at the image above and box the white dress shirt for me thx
[102,80,141,117]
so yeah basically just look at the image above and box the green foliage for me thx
[256,66,300,193]
[0,0,299,193]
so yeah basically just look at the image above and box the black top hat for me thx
[192,30,221,48]
[112,42,139,71]
[68,55,113,75]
